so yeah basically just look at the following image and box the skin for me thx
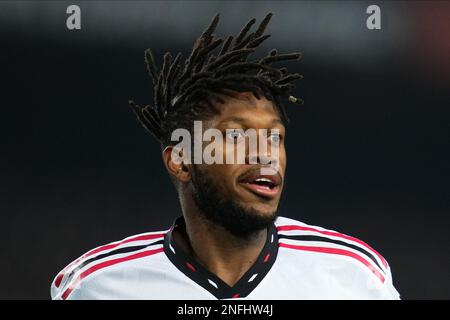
[162,91,287,286]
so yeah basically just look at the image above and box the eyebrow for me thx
[218,117,284,127]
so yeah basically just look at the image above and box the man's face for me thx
[188,92,287,237]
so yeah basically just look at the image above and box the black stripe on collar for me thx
[163,216,278,299]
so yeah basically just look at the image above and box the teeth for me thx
[255,178,272,183]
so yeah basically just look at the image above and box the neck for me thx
[174,195,268,287]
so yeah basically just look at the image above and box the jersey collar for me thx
[163,216,278,299]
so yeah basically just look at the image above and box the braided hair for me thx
[129,13,303,148]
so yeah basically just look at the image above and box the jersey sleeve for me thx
[50,265,90,300]
[50,254,104,300]
[382,263,401,300]
[50,264,108,300]
[363,258,401,300]
[51,276,92,300]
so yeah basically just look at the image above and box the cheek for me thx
[204,164,236,189]
[222,139,247,164]
[280,146,287,168]
[274,146,287,178]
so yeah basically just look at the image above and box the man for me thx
[51,13,400,300]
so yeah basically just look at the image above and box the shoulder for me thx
[275,216,388,270]
[50,229,167,300]
[275,216,400,298]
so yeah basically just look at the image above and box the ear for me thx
[162,146,191,183]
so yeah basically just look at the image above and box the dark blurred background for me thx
[1,1,449,299]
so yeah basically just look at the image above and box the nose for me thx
[247,154,274,165]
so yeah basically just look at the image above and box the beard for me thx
[189,165,279,240]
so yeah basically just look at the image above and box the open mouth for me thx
[238,168,282,199]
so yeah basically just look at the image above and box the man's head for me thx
[174,92,286,238]
[129,13,302,239]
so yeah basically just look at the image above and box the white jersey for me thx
[51,216,400,300]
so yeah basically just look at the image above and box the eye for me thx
[268,132,282,144]
[225,129,245,142]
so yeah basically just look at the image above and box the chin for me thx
[234,182,283,218]
[242,201,279,219]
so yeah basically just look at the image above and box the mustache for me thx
[237,166,283,185]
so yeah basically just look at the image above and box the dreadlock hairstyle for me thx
[129,13,303,148]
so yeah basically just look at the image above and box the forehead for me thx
[212,92,283,127]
